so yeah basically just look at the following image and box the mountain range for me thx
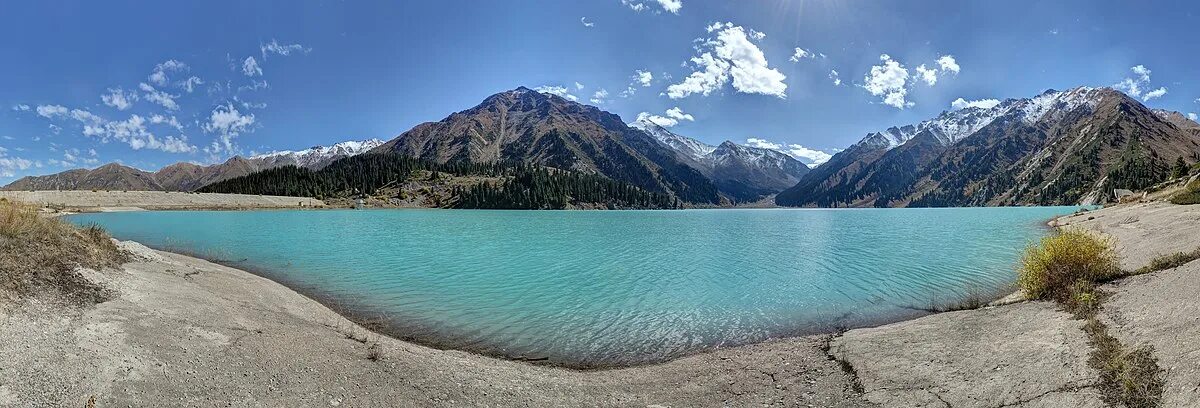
[1,140,382,192]
[775,87,1200,207]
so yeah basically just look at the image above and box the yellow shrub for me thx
[1018,229,1119,300]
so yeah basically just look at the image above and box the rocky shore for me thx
[1,201,1197,406]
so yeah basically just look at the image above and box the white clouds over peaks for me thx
[635,106,694,128]
[1115,65,1167,102]
[533,85,579,101]
[1188,113,1198,121]
[745,138,833,165]
[101,87,138,110]
[242,56,263,77]
[861,54,960,109]
[202,103,256,156]
[667,22,786,99]
[951,98,1001,110]
[590,89,610,105]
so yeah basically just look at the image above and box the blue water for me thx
[69,207,1077,367]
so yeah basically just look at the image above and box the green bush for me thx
[1018,229,1120,300]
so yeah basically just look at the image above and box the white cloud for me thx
[237,80,270,93]
[745,138,833,165]
[138,82,180,110]
[667,22,786,99]
[634,107,694,128]
[242,56,263,77]
[36,104,69,118]
[149,59,188,86]
[180,76,204,93]
[829,70,842,86]
[950,98,1001,110]
[862,54,912,109]
[149,114,184,131]
[260,39,311,58]
[1188,113,1198,121]
[202,103,256,155]
[101,87,138,110]
[1142,87,1167,101]
[1114,65,1167,101]
[789,48,813,62]
[0,149,34,177]
[621,0,681,14]
[635,70,653,87]
[575,82,585,90]
[590,89,609,105]
[11,104,30,112]
[936,55,960,75]
[914,64,938,86]
[533,85,579,101]
[655,0,682,14]
[580,17,594,27]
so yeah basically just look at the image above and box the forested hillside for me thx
[198,153,680,209]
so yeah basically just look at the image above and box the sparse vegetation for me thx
[1134,248,1200,275]
[0,200,129,306]
[1168,179,1200,205]
[1017,229,1120,301]
[1018,227,1163,407]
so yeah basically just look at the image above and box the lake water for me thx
[69,207,1077,367]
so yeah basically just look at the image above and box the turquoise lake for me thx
[69,207,1078,367]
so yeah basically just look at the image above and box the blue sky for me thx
[2,0,1199,182]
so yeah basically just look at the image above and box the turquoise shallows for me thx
[69,207,1077,367]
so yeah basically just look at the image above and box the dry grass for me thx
[1168,179,1200,205]
[1134,248,1200,275]
[0,199,129,305]
[1017,229,1120,301]
[1084,317,1164,408]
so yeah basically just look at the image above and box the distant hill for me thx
[1,140,382,192]
[776,87,1200,207]
[634,119,810,202]
[371,87,722,204]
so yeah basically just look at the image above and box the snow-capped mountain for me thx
[632,119,810,201]
[855,87,1106,151]
[250,139,385,170]
[777,86,1200,208]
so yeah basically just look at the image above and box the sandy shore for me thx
[2,202,1198,406]
[0,190,325,211]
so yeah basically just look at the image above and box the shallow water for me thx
[70,207,1077,367]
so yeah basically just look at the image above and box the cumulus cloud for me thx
[861,54,959,109]
[951,98,1001,110]
[862,55,912,109]
[11,104,30,112]
[621,0,681,14]
[634,106,694,128]
[667,22,786,99]
[0,149,34,177]
[745,138,833,165]
[1188,113,1198,121]
[789,48,818,62]
[635,70,653,87]
[829,70,842,86]
[148,59,188,86]
[590,89,609,105]
[101,87,138,110]
[1114,65,1167,102]
[202,103,256,155]
[242,56,263,77]
[180,76,204,93]
[138,83,180,110]
[580,17,594,27]
[533,85,579,101]
[36,104,69,118]
[260,39,311,58]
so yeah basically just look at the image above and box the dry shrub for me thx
[1017,229,1120,301]
[1168,179,1200,205]
[0,201,129,305]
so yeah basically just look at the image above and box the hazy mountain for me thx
[634,120,810,201]
[2,140,381,192]
[371,87,721,203]
[776,87,1200,207]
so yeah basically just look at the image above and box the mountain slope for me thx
[634,120,810,201]
[776,87,1200,207]
[2,140,380,192]
[371,87,721,204]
